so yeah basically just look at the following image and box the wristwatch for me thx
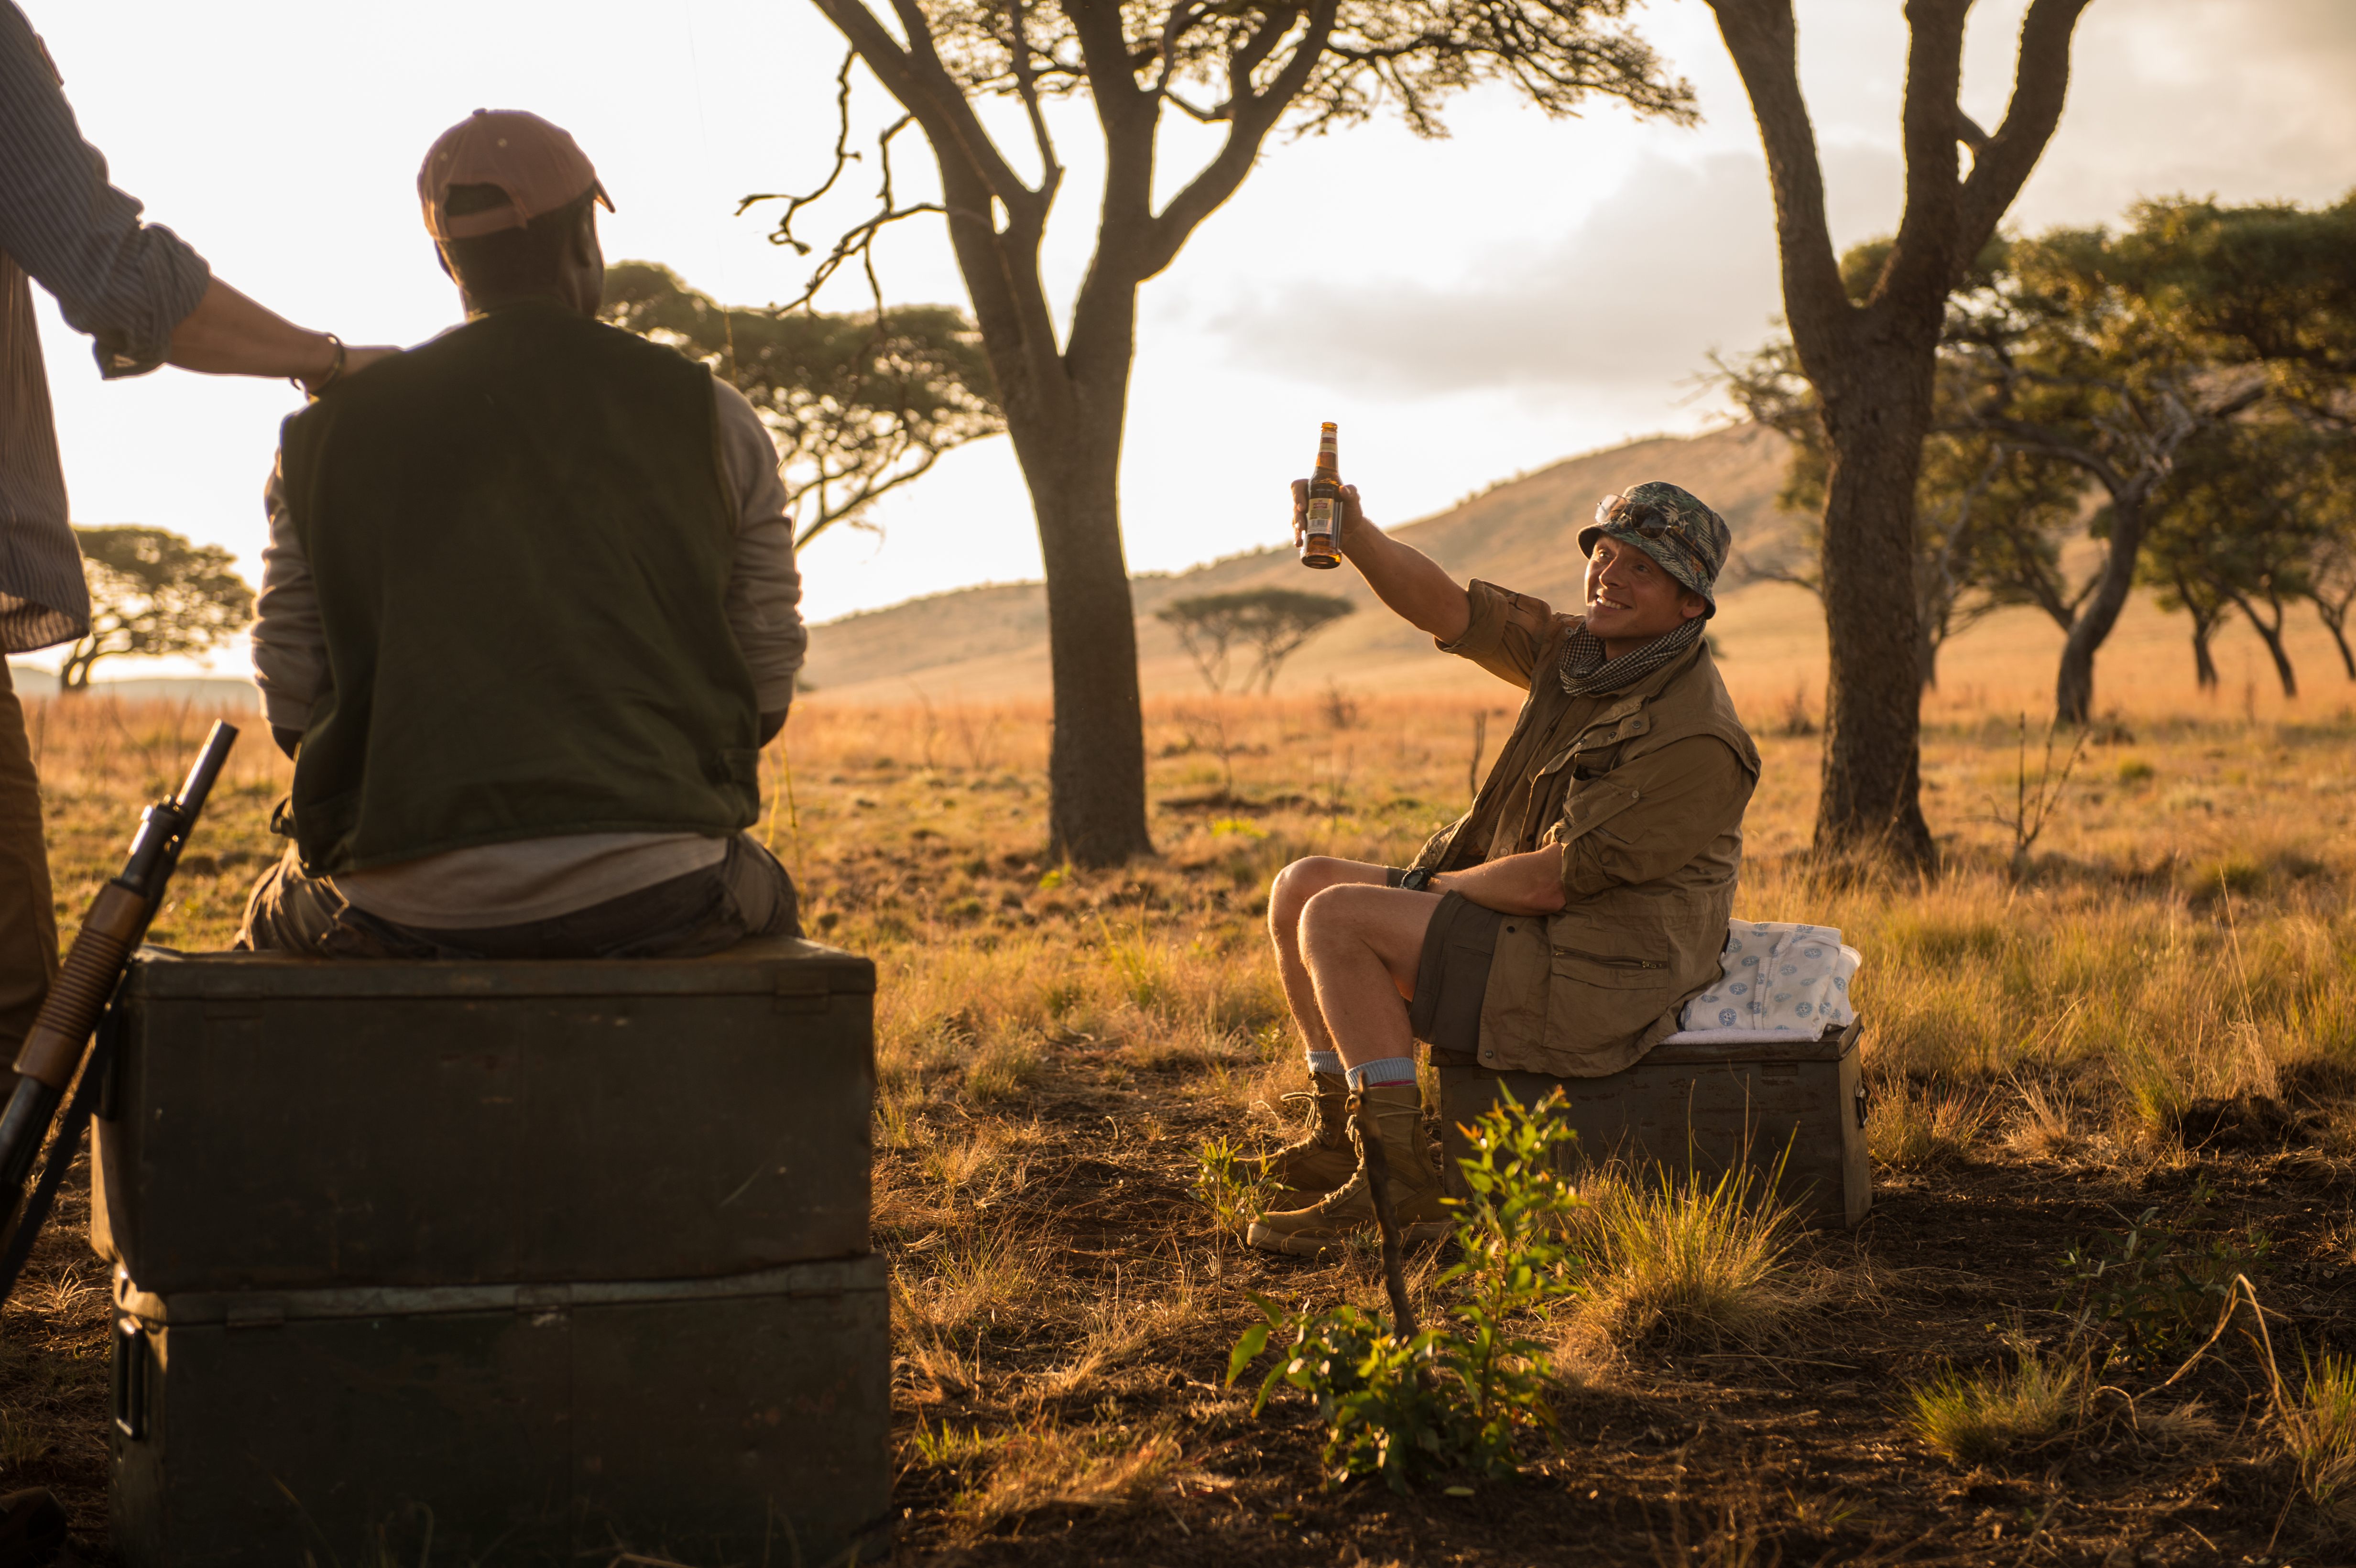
[1400,866,1437,892]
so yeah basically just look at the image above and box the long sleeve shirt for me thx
[0,2,211,652]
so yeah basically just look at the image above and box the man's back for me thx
[275,301,760,878]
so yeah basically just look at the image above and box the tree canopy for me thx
[1729,193,2356,720]
[62,526,252,693]
[772,0,1695,865]
[600,261,1003,548]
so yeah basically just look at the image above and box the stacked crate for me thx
[93,937,885,1566]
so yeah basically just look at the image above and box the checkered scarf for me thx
[1558,615,1705,698]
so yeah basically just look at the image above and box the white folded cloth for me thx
[1665,920,1863,1044]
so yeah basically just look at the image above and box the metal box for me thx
[1434,1021,1869,1228]
[109,1255,891,1566]
[94,939,877,1293]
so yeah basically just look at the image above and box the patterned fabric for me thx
[0,2,214,651]
[1680,921,1863,1035]
[1557,614,1705,698]
[1576,481,1732,613]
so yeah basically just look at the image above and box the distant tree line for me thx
[1723,193,2356,720]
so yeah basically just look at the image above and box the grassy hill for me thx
[802,422,1799,702]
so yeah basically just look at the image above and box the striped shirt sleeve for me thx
[0,2,211,380]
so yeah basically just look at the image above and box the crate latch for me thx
[1854,1081,1870,1129]
[113,1316,150,1440]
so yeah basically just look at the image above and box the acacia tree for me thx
[60,526,252,692]
[1160,587,1353,693]
[1721,254,2086,695]
[600,261,1002,548]
[1944,225,2271,722]
[1702,0,2092,863]
[774,0,1694,865]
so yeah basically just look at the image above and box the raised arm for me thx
[1293,480,1469,642]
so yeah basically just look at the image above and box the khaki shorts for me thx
[1386,867,1506,1058]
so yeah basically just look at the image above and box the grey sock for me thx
[1305,1050,1342,1075]
[1345,1056,1418,1090]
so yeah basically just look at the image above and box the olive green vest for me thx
[276,300,759,875]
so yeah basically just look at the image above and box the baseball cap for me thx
[418,109,614,241]
[1576,481,1732,616]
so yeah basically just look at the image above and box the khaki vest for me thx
[1413,632,1760,1077]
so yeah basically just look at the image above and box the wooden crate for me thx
[95,936,888,1564]
[1434,1020,1869,1228]
[94,938,876,1293]
[109,1257,890,1566]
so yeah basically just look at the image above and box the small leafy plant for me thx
[1225,1089,1583,1492]
[1191,1134,1268,1239]
[2054,1179,2273,1359]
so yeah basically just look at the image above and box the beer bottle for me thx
[1299,422,1342,570]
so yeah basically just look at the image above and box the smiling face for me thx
[1582,535,1709,656]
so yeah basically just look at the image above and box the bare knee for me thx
[1269,856,1362,936]
[1297,881,1383,951]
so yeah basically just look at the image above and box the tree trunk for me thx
[2191,621,2219,689]
[2053,494,2146,724]
[2230,593,2299,697]
[1815,383,1936,861]
[1022,411,1155,865]
[2315,604,2355,679]
[57,641,95,693]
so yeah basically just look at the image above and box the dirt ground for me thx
[5,695,2353,1566]
[15,1028,2353,1566]
[873,1054,2353,1567]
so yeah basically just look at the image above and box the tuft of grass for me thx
[1567,1164,1799,1351]
[1907,1343,2085,1469]
[956,1419,1183,1529]
[2282,1354,2356,1528]
[911,1416,1006,1477]
[965,1031,1043,1103]
[2003,1074,2084,1158]
[1869,1081,1991,1171]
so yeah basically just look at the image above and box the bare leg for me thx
[1266,857,1393,1056]
[1297,883,1441,1072]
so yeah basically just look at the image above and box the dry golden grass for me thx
[18,676,2356,1555]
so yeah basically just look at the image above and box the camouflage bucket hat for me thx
[1575,480,1731,617]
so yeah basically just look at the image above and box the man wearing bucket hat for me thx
[235,110,806,958]
[1245,479,1760,1256]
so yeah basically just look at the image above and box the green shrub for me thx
[1226,1089,1582,1492]
[2053,1180,2271,1359]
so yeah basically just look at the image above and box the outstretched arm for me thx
[166,280,397,391]
[1293,480,1469,643]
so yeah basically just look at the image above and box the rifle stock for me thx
[0,721,239,1253]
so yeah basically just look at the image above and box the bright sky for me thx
[18,0,2355,678]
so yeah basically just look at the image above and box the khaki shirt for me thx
[1412,581,1760,1077]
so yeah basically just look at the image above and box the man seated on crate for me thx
[1245,480,1760,1256]
[234,110,805,959]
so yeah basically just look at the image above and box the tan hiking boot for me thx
[1244,1071,1356,1204]
[1246,1082,1452,1258]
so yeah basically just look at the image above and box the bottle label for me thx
[1304,496,1335,541]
